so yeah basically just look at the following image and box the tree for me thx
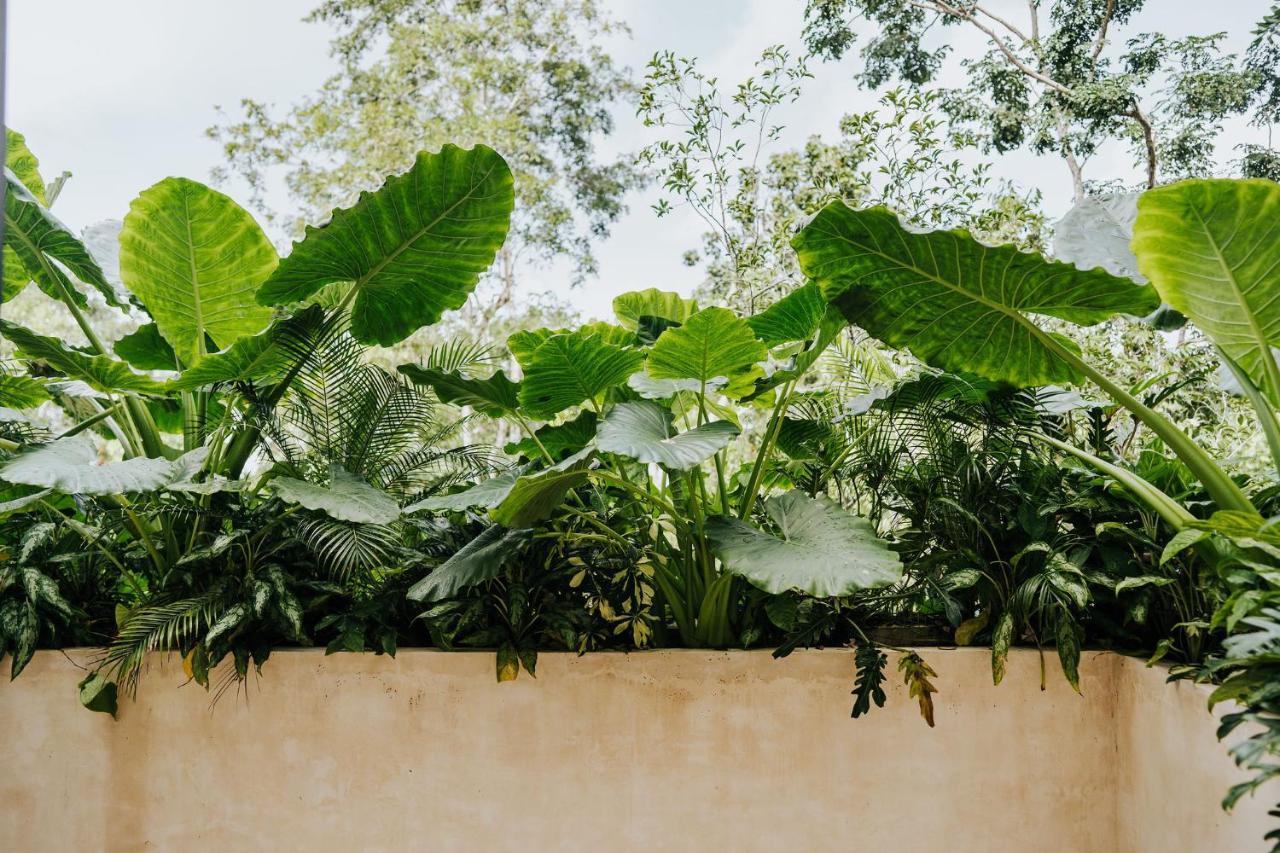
[208,0,639,318]
[802,0,1280,198]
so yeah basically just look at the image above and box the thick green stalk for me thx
[739,380,795,519]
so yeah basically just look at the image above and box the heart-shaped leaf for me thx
[271,466,400,524]
[746,282,827,345]
[646,307,767,398]
[0,436,207,495]
[705,491,902,596]
[518,331,643,420]
[612,288,699,330]
[489,447,595,528]
[596,401,738,470]
[114,323,179,371]
[257,144,514,346]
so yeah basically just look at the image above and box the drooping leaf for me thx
[257,144,514,346]
[1133,179,1280,403]
[404,467,523,513]
[114,323,179,371]
[77,672,118,717]
[170,304,325,390]
[270,466,400,524]
[1054,192,1144,281]
[489,447,595,528]
[517,331,643,420]
[793,203,1159,387]
[705,491,902,596]
[398,364,519,417]
[992,610,1014,685]
[119,178,276,366]
[504,411,597,461]
[6,129,45,203]
[746,282,827,345]
[612,288,699,331]
[0,320,167,395]
[646,307,767,398]
[0,435,207,495]
[406,525,532,602]
[595,401,738,470]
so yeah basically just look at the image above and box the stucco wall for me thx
[0,647,1273,852]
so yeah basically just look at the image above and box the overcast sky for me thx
[7,0,1275,320]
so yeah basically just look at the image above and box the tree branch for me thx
[1129,99,1158,188]
[1090,0,1116,65]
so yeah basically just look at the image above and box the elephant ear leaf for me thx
[746,282,827,346]
[489,448,595,528]
[793,203,1159,387]
[114,323,179,372]
[0,320,167,395]
[404,467,524,514]
[270,466,400,524]
[1054,192,1144,281]
[596,401,738,470]
[646,307,767,398]
[705,491,902,597]
[407,525,533,603]
[1133,179,1280,404]
[256,144,514,347]
[0,435,207,495]
[612,288,699,331]
[517,331,642,420]
[120,178,276,367]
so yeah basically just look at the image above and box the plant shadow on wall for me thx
[4,113,1280,851]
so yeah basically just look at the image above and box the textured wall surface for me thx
[0,647,1273,852]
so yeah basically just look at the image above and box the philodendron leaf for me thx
[646,307,767,399]
[746,282,827,345]
[1133,179,1280,403]
[0,320,167,395]
[705,491,901,597]
[404,467,524,513]
[518,330,643,420]
[612,288,699,331]
[793,203,1159,387]
[171,304,326,390]
[114,323,179,371]
[271,466,400,524]
[407,525,533,603]
[489,447,595,528]
[398,364,520,417]
[0,435,207,495]
[596,401,739,470]
[257,144,514,346]
[1054,192,1144,281]
[119,178,276,366]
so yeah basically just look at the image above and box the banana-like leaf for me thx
[596,401,738,470]
[170,305,326,391]
[705,491,902,596]
[746,282,827,345]
[0,436,207,495]
[793,203,1159,387]
[404,467,524,513]
[0,320,167,395]
[1133,179,1280,403]
[406,525,532,602]
[518,330,643,420]
[646,307,767,398]
[114,323,179,371]
[398,364,520,417]
[612,288,699,331]
[119,178,276,366]
[257,144,514,346]
[271,466,400,524]
[1054,192,1144,281]
[489,447,595,528]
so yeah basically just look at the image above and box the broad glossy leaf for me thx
[705,491,901,596]
[406,525,532,602]
[793,203,1159,387]
[489,447,595,528]
[398,364,519,417]
[612,288,699,330]
[404,467,523,513]
[120,178,276,366]
[504,411,597,460]
[0,436,207,495]
[596,401,738,470]
[257,144,514,346]
[0,320,167,395]
[746,282,827,345]
[271,466,400,524]
[1054,192,1143,281]
[171,304,325,390]
[114,323,179,371]
[518,331,643,420]
[1133,179,1280,402]
[646,307,767,398]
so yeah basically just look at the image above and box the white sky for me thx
[6,0,1275,321]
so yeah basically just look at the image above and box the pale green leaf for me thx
[612,288,699,331]
[595,401,738,470]
[646,307,767,397]
[0,436,207,495]
[518,331,642,420]
[746,282,827,345]
[271,466,400,524]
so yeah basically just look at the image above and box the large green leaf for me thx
[507,322,635,369]
[404,467,523,513]
[517,331,643,420]
[271,466,400,524]
[406,525,532,602]
[170,304,326,391]
[1133,179,1280,403]
[0,320,167,395]
[398,365,520,417]
[596,401,738,470]
[119,178,276,366]
[489,448,595,528]
[3,130,45,304]
[0,373,50,408]
[612,288,699,331]
[646,307,767,397]
[504,411,597,461]
[114,323,179,371]
[793,203,1159,387]
[257,145,514,346]
[746,282,827,345]
[705,491,902,596]
[1054,192,1143,281]
[0,436,206,495]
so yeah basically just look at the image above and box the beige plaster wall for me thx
[0,647,1272,852]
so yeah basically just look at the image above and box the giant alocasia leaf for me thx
[0,320,166,395]
[257,144,514,346]
[119,178,276,366]
[489,448,595,528]
[705,491,902,597]
[595,401,738,470]
[517,330,642,420]
[612,288,699,331]
[645,307,767,398]
[0,436,205,495]
[3,130,45,304]
[793,203,1159,387]
[271,466,400,525]
[1132,179,1280,403]
[745,282,827,346]
[171,305,327,391]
